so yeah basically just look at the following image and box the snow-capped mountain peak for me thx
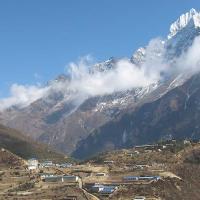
[90,57,118,73]
[168,8,200,39]
[131,47,146,66]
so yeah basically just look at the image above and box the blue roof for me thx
[92,184,104,188]
[124,176,139,179]
[63,176,76,178]
[45,176,62,179]
[100,187,115,193]
[92,185,116,191]
[124,176,160,180]
[138,176,160,180]
[103,186,116,189]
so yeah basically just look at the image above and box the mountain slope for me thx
[1,79,161,154]
[0,124,66,161]
[72,73,200,159]
[0,9,200,158]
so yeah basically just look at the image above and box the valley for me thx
[0,140,199,200]
[1,9,200,159]
[1,6,200,200]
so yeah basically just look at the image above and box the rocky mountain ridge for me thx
[1,9,200,158]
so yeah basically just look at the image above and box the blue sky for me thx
[0,0,200,97]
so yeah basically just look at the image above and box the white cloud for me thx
[1,36,200,111]
[0,84,50,111]
[176,35,200,72]
[65,38,167,97]
[68,58,158,97]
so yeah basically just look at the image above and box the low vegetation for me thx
[0,124,68,162]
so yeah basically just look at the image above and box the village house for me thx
[183,139,191,145]
[59,163,73,168]
[43,175,79,184]
[134,196,146,200]
[40,160,54,168]
[27,158,39,170]
[104,160,114,164]
[123,176,140,181]
[91,184,105,192]
[99,186,117,196]
[123,176,160,182]
[62,175,79,183]
[43,175,62,182]
[138,176,160,181]
[96,172,106,176]
[39,173,55,180]
[91,184,117,196]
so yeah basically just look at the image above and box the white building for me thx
[40,160,54,168]
[134,196,146,200]
[183,140,191,145]
[28,158,39,170]
[104,160,114,164]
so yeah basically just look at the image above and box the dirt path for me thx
[159,171,181,180]
[82,188,100,200]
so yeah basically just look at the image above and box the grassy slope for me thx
[0,124,67,162]
[87,142,200,200]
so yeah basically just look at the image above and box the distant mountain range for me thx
[1,9,200,159]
